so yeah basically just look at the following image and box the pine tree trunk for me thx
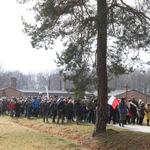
[93,0,108,136]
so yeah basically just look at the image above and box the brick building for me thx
[0,77,92,98]
[108,89,150,104]
[0,77,25,97]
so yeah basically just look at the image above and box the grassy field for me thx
[0,116,150,150]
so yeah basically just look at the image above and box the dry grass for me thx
[0,116,89,150]
[0,116,150,150]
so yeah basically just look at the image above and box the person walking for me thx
[57,98,66,124]
[14,99,21,118]
[50,100,57,123]
[8,98,15,117]
[108,105,117,124]
[40,97,50,123]
[129,97,138,124]
[118,97,127,127]
[73,100,82,124]
[145,102,150,126]
[25,99,32,119]
[66,99,74,123]
[138,102,145,125]
[32,97,40,117]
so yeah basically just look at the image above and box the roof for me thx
[94,89,149,97]
[0,87,24,94]
[0,86,93,96]
[17,89,93,95]
[18,89,70,94]
[108,90,127,97]
[94,90,126,97]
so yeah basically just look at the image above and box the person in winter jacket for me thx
[57,99,66,124]
[126,99,132,124]
[118,97,127,127]
[40,97,50,123]
[66,99,74,123]
[14,99,21,118]
[145,102,150,126]
[138,102,145,125]
[73,100,82,124]
[25,99,32,119]
[50,100,57,123]
[2,99,7,115]
[108,105,117,124]
[8,98,15,117]
[32,97,40,117]
[129,97,138,124]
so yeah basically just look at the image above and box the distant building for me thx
[0,77,25,97]
[0,77,92,98]
[18,89,72,97]
[108,89,150,104]
[94,89,150,104]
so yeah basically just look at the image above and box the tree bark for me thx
[93,0,108,136]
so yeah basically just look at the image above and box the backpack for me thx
[32,100,39,108]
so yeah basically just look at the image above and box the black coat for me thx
[50,102,57,115]
[74,101,82,117]
[40,101,50,112]
[15,102,21,111]
[57,100,66,115]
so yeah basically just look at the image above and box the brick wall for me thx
[11,77,17,89]
[0,87,25,97]
[117,90,149,104]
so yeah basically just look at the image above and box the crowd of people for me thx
[0,95,150,127]
[0,95,97,125]
[108,97,150,127]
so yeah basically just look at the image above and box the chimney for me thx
[11,77,17,89]
[58,80,62,90]
[48,80,50,90]
[64,80,67,91]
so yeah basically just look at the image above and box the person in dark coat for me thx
[15,99,21,118]
[108,105,117,124]
[118,97,127,127]
[50,100,57,123]
[125,99,132,125]
[129,97,138,124]
[40,97,50,123]
[87,100,96,124]
[25,99,32,119]
[138,102,145,125]
[57,99,66,124]
[23,99,28,118]
[1,99,7,115]
[81,100,89,122]
[66,99,74,123]
[73,100,82,124]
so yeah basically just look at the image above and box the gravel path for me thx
[110,124,150,133]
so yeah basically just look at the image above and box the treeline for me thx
[0,65,150,96]
[0,65,72,91]
[109,70,150,95]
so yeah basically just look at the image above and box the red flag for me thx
[108,96,120,109]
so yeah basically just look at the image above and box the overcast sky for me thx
[0,1,149,74]
[0,0,61,74]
